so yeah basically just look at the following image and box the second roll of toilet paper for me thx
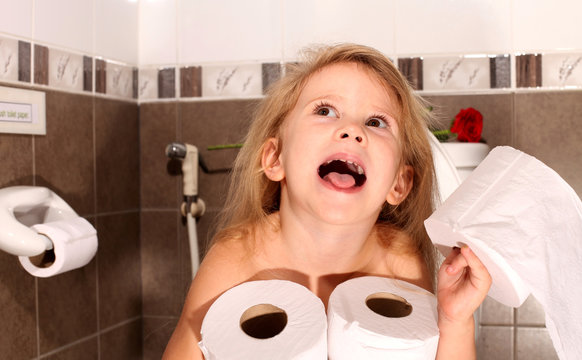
[327,276,439,360]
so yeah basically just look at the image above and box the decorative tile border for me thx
[2,34,582,101]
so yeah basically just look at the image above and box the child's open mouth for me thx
[318,159,367,189]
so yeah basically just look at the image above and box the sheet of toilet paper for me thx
[18,217,98,277]
[425,146,582,360]
[327,276,439,360]
[199,280,327,360]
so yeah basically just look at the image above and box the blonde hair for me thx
[213,43,437,278]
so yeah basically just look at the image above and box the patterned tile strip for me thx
[5,33,582,99]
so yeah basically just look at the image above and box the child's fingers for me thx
[460,246,492,284]
[442,247,468,275]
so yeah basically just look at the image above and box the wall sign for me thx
[0,86,46,135]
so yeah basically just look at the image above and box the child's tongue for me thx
[324,172,355,189]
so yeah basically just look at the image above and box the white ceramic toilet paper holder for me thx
[0,186,79,257]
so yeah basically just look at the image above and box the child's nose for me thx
[336,124,366,144]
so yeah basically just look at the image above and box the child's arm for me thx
[435,246,492,360]
[162,240,250,360]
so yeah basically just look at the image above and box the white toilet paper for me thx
[425,146,582,360]
[327,276,439,360]
[199,280,327,360]
[18,217,97,277]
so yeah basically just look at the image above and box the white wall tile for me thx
[283,0,396,61]
[138,0,176,66]
[34,0,93,53]
[178,0,282,64]
[0,36,20,81]
[0,0,33,38]
[395,0,511,55]
[514,0,582,52]
[96,0,138,64]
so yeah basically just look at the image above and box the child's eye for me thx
[314,103,338,117]
[365,117,388,128]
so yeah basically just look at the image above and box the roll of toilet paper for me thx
[18,217,97,277]
[425,146,582,360]
[327,276,439,360]
[199,280,327,360]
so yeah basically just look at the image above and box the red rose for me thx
[450,107,483,142]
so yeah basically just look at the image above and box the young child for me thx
[163,43,491,360]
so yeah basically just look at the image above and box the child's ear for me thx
[386,165,413,205]
[261,137,285,181]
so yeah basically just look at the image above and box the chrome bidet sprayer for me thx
[165,142,206,218]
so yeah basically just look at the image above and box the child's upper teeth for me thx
[346,160,364,175]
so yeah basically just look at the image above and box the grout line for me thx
[34,277,40,359]
[37,333,98,359]
[35,317,142,359]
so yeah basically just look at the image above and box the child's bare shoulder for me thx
[376,226,434,292]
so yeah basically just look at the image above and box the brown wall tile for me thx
[95,59,106,94]
[514,91,582,197]
[34,44,48,85]
[262,63,281,93]
[180,66,202,98]
[83,56,93,92]
[37,260,98,353]
[18,41,31,82]
[398,57,423,90]
[139,102,181,209]
[517,54,542,88]
[180,99,258,210]
[97,212,142,329]
[34,90,95,216]
[158,68,175,99]
[0,252,36,359]
[422,93,514,148]
[0,133,33,187]
[95,97,139,213]
[43,337,98,360]
[100,319,143,360]
[141,211,182,316]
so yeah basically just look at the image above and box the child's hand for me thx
[437,246,492,327]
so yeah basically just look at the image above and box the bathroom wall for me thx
[1,0,581,359]
[0,86,141,359]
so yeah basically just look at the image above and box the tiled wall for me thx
[0,85,141,359]
[2,1,582,359]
